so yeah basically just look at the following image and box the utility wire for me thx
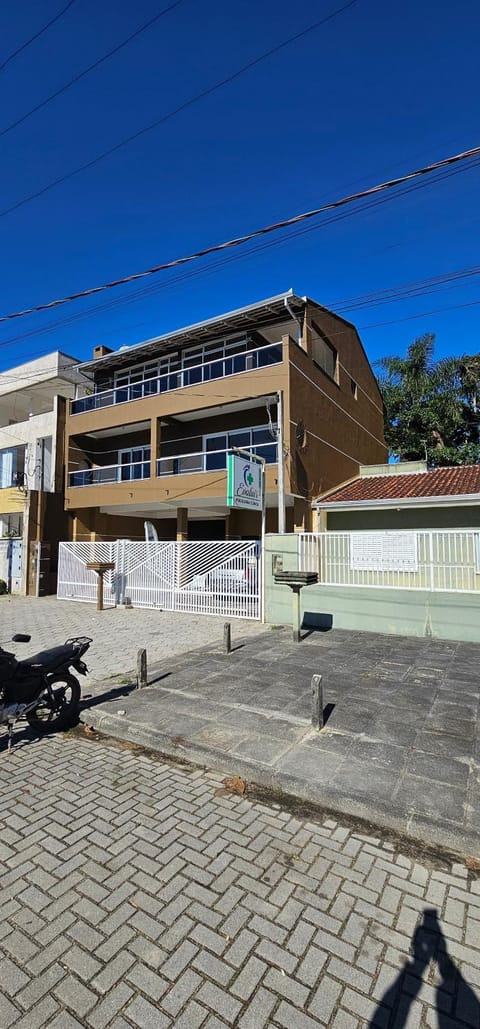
[1,142,479,325]
[0,0,76,74]
[0,0,187,141]
[0,0,360,220]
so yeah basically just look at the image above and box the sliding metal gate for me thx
[57,540,260,619]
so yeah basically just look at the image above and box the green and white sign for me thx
[227,452,263,511]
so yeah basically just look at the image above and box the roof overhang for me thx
[313,493,480,512]
[80,291,306,375]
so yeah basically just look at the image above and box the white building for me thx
[0,353,89,592]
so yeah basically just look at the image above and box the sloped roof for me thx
[317,465,480,507]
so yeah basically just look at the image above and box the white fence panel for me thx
[173,541,259,619]
[57,541,117,605]
[57,539,260,619]
[120,542,176,611]
[299,530,480,594]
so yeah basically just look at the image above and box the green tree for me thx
[376,334,480,466]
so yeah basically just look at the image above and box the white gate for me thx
[57,539,260,619]
[57,541,118,606]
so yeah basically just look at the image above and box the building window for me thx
[351,378,358,399]
[203,425,277,471]
[118,446,150,481]
[0,447,25,489]
[311,322,338,382]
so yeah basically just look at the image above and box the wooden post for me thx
[87,562,115,612]
[137,648,147,689]
[311,674,323,730]
[96,571,104,612]
[224,622,231,654]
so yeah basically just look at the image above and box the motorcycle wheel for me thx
[26,673,80,733]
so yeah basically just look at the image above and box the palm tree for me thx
[376,335,480,466]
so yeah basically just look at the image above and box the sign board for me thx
[227,453,263,511]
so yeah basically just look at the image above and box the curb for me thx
[91,707,479,860]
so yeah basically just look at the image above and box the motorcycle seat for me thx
[19,644,77,670]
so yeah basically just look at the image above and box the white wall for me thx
[0,411,56,491]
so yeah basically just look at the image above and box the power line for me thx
[0,0,76,74]
[1,142,479,326]
[331,265,480,313]
[0,0,360,220]
[360,296,480,330]
[0,0,187,141]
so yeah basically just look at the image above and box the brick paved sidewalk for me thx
[90,627,480,856]
[1,731,480,1027]
[0,596,263,682]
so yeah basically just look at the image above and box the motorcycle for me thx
[0,634,92,750]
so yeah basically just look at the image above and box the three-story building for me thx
[65,291,387,541]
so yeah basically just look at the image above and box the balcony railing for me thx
[69,459,150,487]
[71,342,283,415]
[68,442,277,487]
[157,442,277,476]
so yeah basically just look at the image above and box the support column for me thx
[150,416,161,476]
[176,507,188,541]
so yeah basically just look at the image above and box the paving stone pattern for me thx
[91,627,480,854]
[0,596,263,682]
[1,733,480,1027]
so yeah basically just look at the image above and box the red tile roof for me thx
[318,465,480,506]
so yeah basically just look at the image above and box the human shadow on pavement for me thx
[368,908,480,1027]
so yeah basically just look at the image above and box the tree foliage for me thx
[376,334,480,466]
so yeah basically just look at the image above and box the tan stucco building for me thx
[65,291,387,541]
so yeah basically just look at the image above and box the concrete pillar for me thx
[176,507,188,541]
[150,417,161,476]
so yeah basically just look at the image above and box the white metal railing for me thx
[157,441,277,476]
[57,539,261,618]
[298,530,480,593]
[68,459,150,487]
[71,341,283,415]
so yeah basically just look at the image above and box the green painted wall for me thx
[265,532,480,643]
[327,505,480,532]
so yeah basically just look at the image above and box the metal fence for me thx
[57,539,260,618]
[298,530,480,593]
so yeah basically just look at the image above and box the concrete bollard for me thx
[137,648,147,689]
[223,622,232,655]
[311,674,323,730]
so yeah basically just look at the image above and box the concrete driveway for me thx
[0,596,263,682]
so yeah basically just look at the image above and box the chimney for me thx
[93,344,113,360]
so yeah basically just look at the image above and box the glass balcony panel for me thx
[233,354,246,374]
[206,449,227,471]
[115,386,129,405]
[71,343,282,414]
[258,343,282,366]
[144,378,158,396]
[255,443,277,463]
[178,453,204,473]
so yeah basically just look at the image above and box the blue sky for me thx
[0,0,479,372]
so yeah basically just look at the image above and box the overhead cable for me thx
[0,142,479,325]
[0,0,360,219]
[0,0,187,140]
[0,0,76,74]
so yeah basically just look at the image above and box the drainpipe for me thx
[284,296,303,346]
